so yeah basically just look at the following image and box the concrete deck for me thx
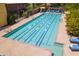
[0,37,51,56]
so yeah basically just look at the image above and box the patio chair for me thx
[69,44,79,51]
[69,37,79,44]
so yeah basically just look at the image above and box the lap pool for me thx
[3,12,63,56]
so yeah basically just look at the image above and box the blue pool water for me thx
[3,12,63,56]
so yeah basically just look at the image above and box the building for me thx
[0,4,7,27]
[0,3,27,27]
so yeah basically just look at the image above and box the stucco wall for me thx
[0,4,7,27]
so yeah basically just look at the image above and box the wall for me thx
[0,4,7,27]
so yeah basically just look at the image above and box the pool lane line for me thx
[13,19,40,40]
[45,15,61,46]
[37,15,59,46]
[7,18,40,39]
[17,14,52,42]
[31,14,57,45]
[34,14,57,45]
[46,15,63,56]
[39,15,60,47]
[47,15,62,45]
[16,19,45,41]
[47,15,63,45]
[19,13,56,43]
[23,30,36,42]
[22,21,47,43]
[15,14,50,40]
[39,14,63,55]
[13,19,41,40]
[3,13,44,37]
[36,31,46,46]
[8,14,46,39]
[8,14,47,40]
[28,14,57,45]
[22,14,53,43]
[29,14,57,45]
[26,18,52,43]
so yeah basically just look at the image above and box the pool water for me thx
[3,12,63,56]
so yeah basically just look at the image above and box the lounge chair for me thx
[69,37,79,44]
[69,44,79,51]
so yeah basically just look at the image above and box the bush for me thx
[7,14,18,25]
[65,4,79,36]
[22,12,28,18]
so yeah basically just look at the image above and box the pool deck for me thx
[0,12,79,56]
[0,37,51,56]
[56,14,79,56]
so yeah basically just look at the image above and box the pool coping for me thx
[55,14,64,45]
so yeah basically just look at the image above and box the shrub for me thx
[7,14,18,25]
[22,12,28,18]
[65,4,79,36]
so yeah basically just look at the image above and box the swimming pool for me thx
[3,12,63,56]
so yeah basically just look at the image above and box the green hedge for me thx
[65,4,79,36]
